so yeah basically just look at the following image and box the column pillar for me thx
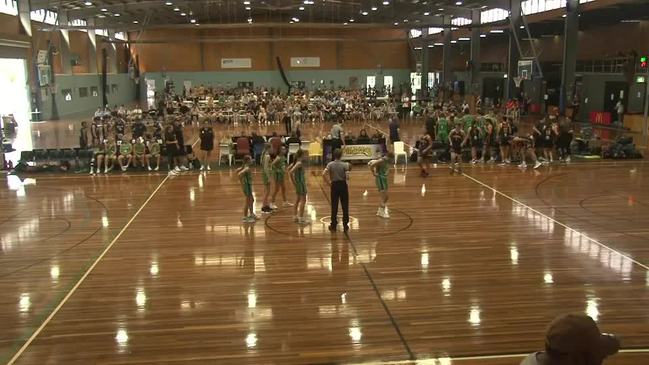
[470,9,481,98]
[421,28,430,99]
[87,18,98,74]
[16,0,31,36]
[442,16,453,96]
[560,0,579,116]
[58,11,73,74]
[107,30,118,74]
[506,0,522,101]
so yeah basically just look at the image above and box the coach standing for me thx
[323,148,351,232]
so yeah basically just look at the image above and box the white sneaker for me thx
[121,166,127,172]
[104,167,109,173]
[154,166,159,171]
[270,204,279,210]
[534,161,542,169]
[168,169,178,175]
[200,165,205,171]
[180,166,189,171]
[487,158,496,164]
[565,156,571,163]
[89,168,94,175]
[518,162,527,169]
[376,207,382,216]
[207,165,211,171]
[382,207,390,219]
[283,201,293,207]
[147,166,152,171]
[174,166,181,172]
[505,159,511,164]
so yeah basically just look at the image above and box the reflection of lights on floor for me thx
[441,277,451,296]
[341,293,347,304]
[50,265,60,281]
[510,244,519,266]
[102,215,109,228]
[420,251,429,270]
[421,184,426,197]
[245,333,257,348]
[544,271,554,284]
[586,297,599,321]
[115,327,129,352]
[468,305,481,326]
[248,289,257,308]
[135,288,147,309]
[19,293,31,313]
[149,261,159,276]
[349,319,362,344]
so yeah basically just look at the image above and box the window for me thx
[90,86,98,97]
[62,89,73,101]
[96,29,109,37]
[366,76,376,89]
[521,0,594,15]
[428,27,444,35]
[111,84,118,94]
[384,76,393,91]
[451,17,472,26]
[409,29,422,38]
[114,32,126,41]
[410,72,422,95]
[481,8,509,24]
[79,87,88,98]
[0,0,17,15]
[30,9,57,25]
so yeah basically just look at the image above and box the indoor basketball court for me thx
[1,0,649,364]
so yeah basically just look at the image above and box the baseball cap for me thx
[545,313,620,362]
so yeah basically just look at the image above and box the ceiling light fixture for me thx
[190,19,196,23]
[455,1,463,5]
[383,1,390,5]
[247,18,253,23]
[165,1,172,5]
[245,6,251,10]
[371,6,378,11]
[349,18,355,22]
[480,34,486,38]
[458,37,470,41]
[114,13,120,16]
[343,22,348,25]
[84,1,93,6]
[423,12,430,15]
[393,22,399,26]
[101,8,107,12]
[133,20,139,23]
[174,7,180,11]
[490,29,504,33]
[299,6,305,10]
[244,0,251,4]
[180,12,186,16]
[361,11,368,15]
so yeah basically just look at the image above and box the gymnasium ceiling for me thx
[30,0,506,30]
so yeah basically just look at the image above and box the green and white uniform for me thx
[375,158,389,192]
[273,156,286,182]
[241,168,253,197]
[293,162,307,195]
[149,142,160,156]
[106,143,117,157]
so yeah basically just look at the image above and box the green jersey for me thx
[241,167,253,197]
[133,142,146,156]
[375,158,389,191]
[293,162,307,195]
[120,142,132,155]
[149,142,160,155]
[106,143,117,156]
[437,118,449,143]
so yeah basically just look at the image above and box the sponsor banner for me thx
[221,58,252,69]
[341,144,383,160]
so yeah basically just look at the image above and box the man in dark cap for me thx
[521,313,620,365]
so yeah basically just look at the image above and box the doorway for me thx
[0,57,31,164]
[482,77,504,104]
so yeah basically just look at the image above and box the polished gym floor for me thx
[1,120,648,364]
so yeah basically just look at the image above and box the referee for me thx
[329,120,345,161]
[323,148,351,232]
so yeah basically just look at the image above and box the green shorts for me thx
[274,170,285,182]
[295,182,307,196]
[242,183,253,197]
[262,170,271,186]
[376,176,388,192]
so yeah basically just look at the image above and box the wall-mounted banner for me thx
[221,58,252,69]
[290,57,320,68]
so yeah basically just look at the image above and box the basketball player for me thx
[236,155,257,223]
[449,122,466,174]
[417,130,433,177]
[260,143,274,213]
[511,134,542,169]
[271,146,291,209]
[498,116,513,165]
[288,149,309,224]
[368,152,393,218]
[465,119,482,164]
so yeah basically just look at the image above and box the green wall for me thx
[41,73,138,120]
[140,69,411,98]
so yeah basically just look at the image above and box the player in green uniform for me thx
[260,143,273,213]
[89,139,105,175]
[288,149,309,224]
[132,137,146,169]
[117,136,133,171]
[368,151,393,218]
[236,155,257,223]
[104,137,117,173]
[146,135,161,171]
[436,114,450,145]
[270,146,291,209]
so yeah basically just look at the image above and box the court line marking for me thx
[6,174,171,365]
[344,348,649,364]
[461,171,649,271]
[317,183,416,360]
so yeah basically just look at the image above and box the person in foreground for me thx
[288,149,310,225]
[521,313,620,365]
[323,148,351,232]
[368,151,392,218]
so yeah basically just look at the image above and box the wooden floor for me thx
[1,120,649,364]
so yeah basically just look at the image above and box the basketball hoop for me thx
[513,76,523,88]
